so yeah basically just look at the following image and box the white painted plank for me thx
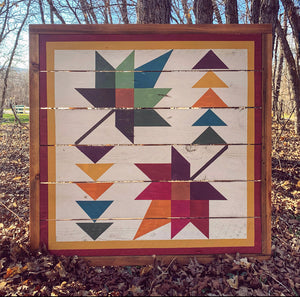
[50,108,249,145]
[52,69,249,108]
[54,181,251,220]
[52,144,252,182]
[55,217,248,242]
[53,49,249,71]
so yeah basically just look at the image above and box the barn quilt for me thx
[38,33,263,256]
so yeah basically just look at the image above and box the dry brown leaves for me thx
[0,121,299,296]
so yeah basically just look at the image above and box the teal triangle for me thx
[76,222,113,240]
[76,201,113,222]
[193,109,227,126]
[192,127,227,144]
[134,110,170,126]
[134,50,173,88]
[95,52,115,88]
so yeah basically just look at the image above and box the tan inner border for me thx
[45,40,256,250]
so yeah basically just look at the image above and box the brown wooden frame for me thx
[29,24,272,265]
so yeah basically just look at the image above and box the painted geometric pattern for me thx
[62,50,232,241]
[46,43,257,250]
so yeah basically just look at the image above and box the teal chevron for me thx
[77,222,113,240]
[134,50,173,88]
[76,201,113,222]
[193,109,227,126]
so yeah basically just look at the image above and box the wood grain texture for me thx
[29,31,40,250]
[51,69,251,108]
[46,144,259,182]
[48,181,259,220]
[261,34,272,257]
[44,109,252,145]
[29,24,272,35]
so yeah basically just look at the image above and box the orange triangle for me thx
[134,200,171,239]
[193,71,228,88]
[76,183,113,200]
[76,163,114,181]
[193,88,228,107]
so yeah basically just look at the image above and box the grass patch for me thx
[1,113,29,124]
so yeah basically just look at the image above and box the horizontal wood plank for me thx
[46,69,253,108]
[41,144,261,182]
[49,217,254,242]
[41,109,259,145]
[42,181,260,220]
[50,48,251,71]
[30,24,272,35]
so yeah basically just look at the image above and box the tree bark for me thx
[250,0,260,23]
[193,0,213,24]
[136,0,171,24]
[259,0,279,48]
[118,0,129,24]
[38,0,46,24]
[225,0,238,24]
[212,0,222,24]
[275,18,300,134]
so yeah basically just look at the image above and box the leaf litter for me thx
[0,121,299,296]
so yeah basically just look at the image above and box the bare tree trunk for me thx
[193,0,213,24]
[38,0,46,24]
[250,0,260,23]
[181,0,192,24]
[225,0,238,24]
[0,0,32,120]
[259,0,279,48]
[280,0,299,74]
[212,0,222,24]
[117,0,129,24]
[273,14,287,120]
[275,18,300,134]
[136,0,171,24]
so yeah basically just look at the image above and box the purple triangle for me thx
[190,182,227,200]
[193,50,229,69]
[76,146,114,163]
[171,147,190,180]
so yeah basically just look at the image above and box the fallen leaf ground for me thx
[0,121,299,296]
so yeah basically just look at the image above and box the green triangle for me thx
[134,110,170,126]
[134,88,171,108]
[116,51,134,71]
[76,222,113,240]
[193,127,227,144]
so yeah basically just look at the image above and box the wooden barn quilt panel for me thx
[35,31,266,257]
